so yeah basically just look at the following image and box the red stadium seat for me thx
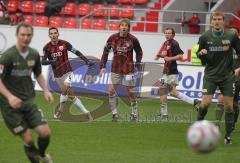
[121,5,134,18]
[146,23,158,32]
[34,1,46,14]
[109,21,119,30]
[81,18,92,29]
[49,16,62,28]
[62,3,76,15]
[93,19,106,30]
[78,3,91,16]
[63,17,78,28]
[24,15,34,25]
[35,16,48,27]
[108,4,120,18]
[132,0,148,4]
[92,4,105,17]
[7,0,19,12]
[21,1,33,13]
[117,0,132,3]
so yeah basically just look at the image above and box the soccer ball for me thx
[187,120,221,153]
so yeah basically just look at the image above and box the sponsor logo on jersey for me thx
[51,52,62,58]
[222,40,230,44]
[0,64,4,74]
[27,60,35,66]
[207,41,213,44]
[13,62,20,66]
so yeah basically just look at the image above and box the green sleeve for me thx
[0,54,12,79]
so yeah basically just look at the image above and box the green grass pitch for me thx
[0,92,240,163]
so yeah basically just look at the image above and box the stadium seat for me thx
[92,4,105,17]
[21,1,33,13]
[49,16,62,28]
[63,17,78,28]
[132,0,148,4]
[93,19,106,30]
[132,17,144,32]
[62,3,76,15]
[81,18,92,29]
[107,4,120,18]
[24,15,34,25]
[109,21,119,30]
[78,3,91,16]
[35,16,48,27]
[146,23,158,32]
[34,1,46,14]
[121,5,134,18]
[7,0,19,12]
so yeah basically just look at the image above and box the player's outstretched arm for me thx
[36,74,54,104]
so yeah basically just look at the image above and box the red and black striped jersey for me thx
[100,33,143,74]
[157,39,183,74]
[43,39,73,78]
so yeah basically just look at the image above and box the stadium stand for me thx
[2,0,239,33]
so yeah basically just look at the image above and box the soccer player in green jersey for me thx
[0,22,54,162]
[197,12,240,144]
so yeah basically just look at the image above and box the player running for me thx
[42,27,94,120]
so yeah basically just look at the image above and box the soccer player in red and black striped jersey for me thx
[155,27,199,119]
[42,27,93,120]
[100,18,143,121]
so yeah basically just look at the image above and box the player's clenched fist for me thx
[199,49,207,55]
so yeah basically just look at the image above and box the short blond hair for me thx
[211,11,225,21]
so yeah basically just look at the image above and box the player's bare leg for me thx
[21,130,40,163]
[127,86,137,121]
[109,84,118,121]
[197,95,212,120]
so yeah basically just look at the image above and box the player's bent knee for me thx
[35,124,51,138]
[21,130,34,144]
[169,90,178,97]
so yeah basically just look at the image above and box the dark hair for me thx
[16,22,33,34]
[119,18,130,28]
[164,27,175,36]
[48,27,59,34]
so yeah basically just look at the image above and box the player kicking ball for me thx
[42,27,94,120]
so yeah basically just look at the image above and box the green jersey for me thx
[198,29,240,81]
[0,46,41,104]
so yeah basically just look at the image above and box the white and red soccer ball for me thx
[187,120,221,153]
